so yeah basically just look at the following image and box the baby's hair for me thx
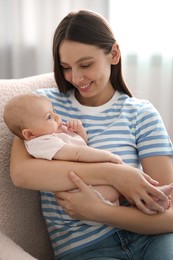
[3,93,50,139]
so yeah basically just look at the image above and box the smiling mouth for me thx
[78,82,92,91]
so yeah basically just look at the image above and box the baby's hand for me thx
[64,119,87,142]
[66,119,83,133]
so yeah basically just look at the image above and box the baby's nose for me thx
[55,115,62,125]
[54,113,59,121]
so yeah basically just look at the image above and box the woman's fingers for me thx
[142,172,159,186]
[68,171,89,191]
[54,191,65,200]
[123,169,168,213]
[134,194,165,215]
[54,171,104,220]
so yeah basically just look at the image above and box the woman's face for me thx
[59,40,115,106]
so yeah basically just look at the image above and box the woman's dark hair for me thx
[53,10,132,97]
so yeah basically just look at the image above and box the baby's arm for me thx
[61,119,122,163]
[53,144,122,164]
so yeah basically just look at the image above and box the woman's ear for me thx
[22,129,35,140]
[111,43,121,65]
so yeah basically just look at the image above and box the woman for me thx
[10,10,173,259]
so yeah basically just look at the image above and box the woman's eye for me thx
[81,64,90,68]
[62,66,71,71]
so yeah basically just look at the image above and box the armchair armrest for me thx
[0,231,38,260]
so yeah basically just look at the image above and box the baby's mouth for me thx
[57,122,66,131]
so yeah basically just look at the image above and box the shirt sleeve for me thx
[25,134,65,160]
[135,100,173,159]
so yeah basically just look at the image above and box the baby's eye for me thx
[47,114,52,120]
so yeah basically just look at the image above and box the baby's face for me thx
[29,97,62,137]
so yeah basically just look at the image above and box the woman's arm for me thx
[83,198,173,234]
[141,156,173,186]
[56,162,173,234]
[10,137,167,213]
[10,137,109,191]
[102,205,173,234]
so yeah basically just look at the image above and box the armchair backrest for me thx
[0,73,57,260]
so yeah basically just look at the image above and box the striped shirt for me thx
[35,88,173,258]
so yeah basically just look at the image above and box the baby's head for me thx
[3,93,61,140]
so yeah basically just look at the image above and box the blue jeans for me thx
[60,230,173,260]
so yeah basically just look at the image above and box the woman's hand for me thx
[54,172,105,221]
[107,165,167,214]
[55,172,173,234]
[54,170,168,220]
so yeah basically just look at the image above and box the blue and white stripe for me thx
[35,88,173,258]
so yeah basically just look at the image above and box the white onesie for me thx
[25,132,86,160]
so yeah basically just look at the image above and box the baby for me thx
[3,93,173,217]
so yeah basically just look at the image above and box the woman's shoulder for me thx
[119,92,150,106]
[118,93,157,113]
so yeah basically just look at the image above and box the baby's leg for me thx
[91,185,120,206]
[155,183,173,210]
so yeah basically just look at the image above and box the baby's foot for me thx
[156,183,173,210]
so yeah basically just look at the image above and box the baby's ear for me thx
[22,129,35,140]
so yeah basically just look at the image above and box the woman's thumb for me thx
[68,171,87,190]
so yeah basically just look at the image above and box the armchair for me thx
[0,73,57,259]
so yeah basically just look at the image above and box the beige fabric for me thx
[0,231,38,260]
[0,73,57,260]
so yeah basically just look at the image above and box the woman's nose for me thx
[72,69,84,85]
